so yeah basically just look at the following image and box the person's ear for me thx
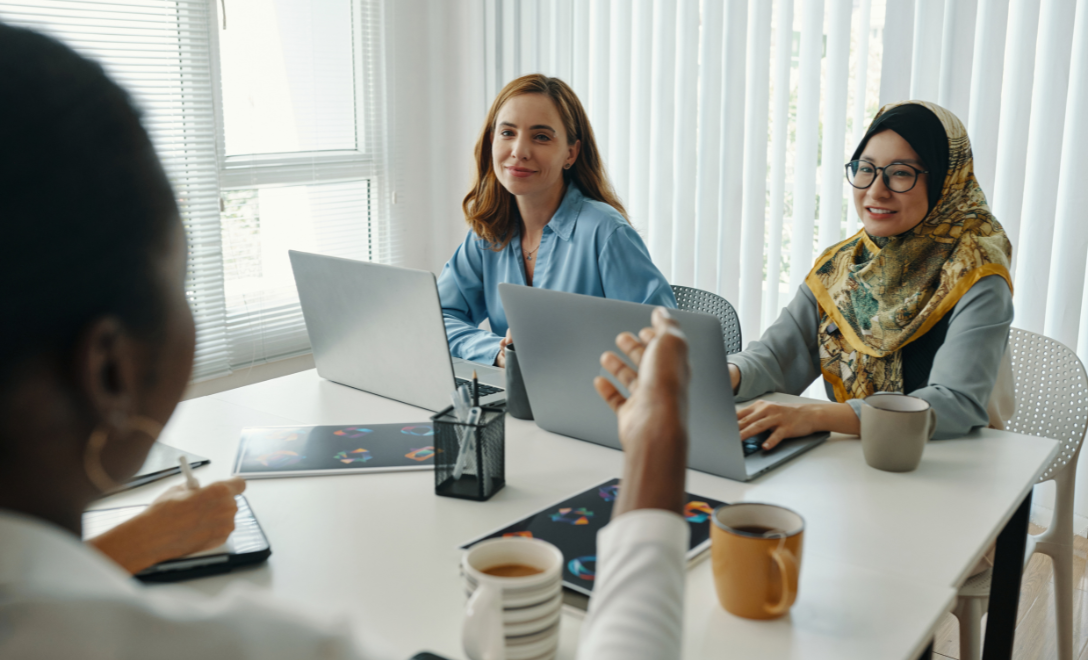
[566,139,581,169]
[72,316,160,491]
[72,316,141,426]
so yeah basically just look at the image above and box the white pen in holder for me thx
[432,400,506,501]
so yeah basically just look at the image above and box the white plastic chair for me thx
[952,328,1088,660]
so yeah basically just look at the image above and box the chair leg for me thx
[953,596,985,660]
[1037,465,1078,660]
[1052,543,1075,660]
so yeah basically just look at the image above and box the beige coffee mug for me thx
[711,503,804,620]
[860,392,937,472]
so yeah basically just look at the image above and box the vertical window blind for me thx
[484,0,889,346]
[0,0,392,381]
[485,0,1087,371]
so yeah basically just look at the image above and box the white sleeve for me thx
[576,509,689,660]
[0,582,398,660]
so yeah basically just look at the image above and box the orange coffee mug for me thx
[711,503,804,619]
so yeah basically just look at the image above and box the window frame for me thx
[206,0,376,189]
[205,0,386,371]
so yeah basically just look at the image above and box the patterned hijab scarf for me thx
[806,101,1013,402]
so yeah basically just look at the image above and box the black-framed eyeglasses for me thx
[844,160,928,193]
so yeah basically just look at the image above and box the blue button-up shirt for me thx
[438,185,677,363]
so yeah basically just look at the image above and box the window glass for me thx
[218,0,358,155]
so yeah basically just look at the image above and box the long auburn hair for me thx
[463,74,628,249]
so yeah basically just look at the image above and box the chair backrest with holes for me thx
[670,285,743,355]
[1003,328,1088,483]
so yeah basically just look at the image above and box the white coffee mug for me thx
[461,537,564,660]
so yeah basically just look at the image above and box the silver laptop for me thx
[289,251,506,411]
[499,284,827,481]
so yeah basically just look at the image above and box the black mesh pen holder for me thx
[432,403,506,501]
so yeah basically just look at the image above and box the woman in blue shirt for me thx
[438,74,675,367]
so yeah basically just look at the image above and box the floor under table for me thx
[930,524,1088,660]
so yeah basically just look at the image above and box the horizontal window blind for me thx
[1,0,392,381]
[0,0,232,381]
[212,0,390,373]
[220,180,372,364]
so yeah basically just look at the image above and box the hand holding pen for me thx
[87,459,246,575]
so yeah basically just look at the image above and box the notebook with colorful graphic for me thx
[232,423,437,478]
[459,478,727,597]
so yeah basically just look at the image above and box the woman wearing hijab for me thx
[439,74,675,368]
[729,101,1014,449]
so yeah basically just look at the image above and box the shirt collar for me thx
[544,184,585,242]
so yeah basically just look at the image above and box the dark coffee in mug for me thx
[482,563,543,578]
[712,503,805,620]
[731,525,782,536]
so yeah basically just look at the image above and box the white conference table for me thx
[96,369,1059,660]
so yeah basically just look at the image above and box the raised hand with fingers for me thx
[593,307,691,518]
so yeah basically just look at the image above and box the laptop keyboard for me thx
[455,377,505,396]
[742,439,762,456]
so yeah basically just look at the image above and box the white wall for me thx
[386,0,488,276]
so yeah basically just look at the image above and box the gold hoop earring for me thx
[84,425,120,493]
[83,415,163,494]
[129,415,163,442]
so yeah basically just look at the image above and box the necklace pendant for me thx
[527,254,534,262]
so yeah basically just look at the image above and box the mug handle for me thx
[926,408,938,439]
[764,547,799,616]
[463,581,505,660]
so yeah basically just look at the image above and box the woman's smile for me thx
[865,206,897,218]
[507,165,536,178]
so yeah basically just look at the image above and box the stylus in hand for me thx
[178,455,200,490]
